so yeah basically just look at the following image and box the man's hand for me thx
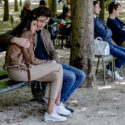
[11,37,30,48]
[46,60,57,64]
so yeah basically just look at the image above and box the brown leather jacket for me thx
[4,30,46,69]
[0,28,58,62]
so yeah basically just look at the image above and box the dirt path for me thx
[0,81,125,125]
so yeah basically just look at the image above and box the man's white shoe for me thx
[54,102,72,116]
[44,111,67,122]
[107,69,123,80]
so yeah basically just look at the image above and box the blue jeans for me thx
[59,63,86,103]
[109,42,125,69]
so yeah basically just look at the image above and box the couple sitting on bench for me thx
[0,7,86,122]
[93,1,125,80]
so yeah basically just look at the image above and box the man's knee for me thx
[79,70,86,82]
[64,71,76,84]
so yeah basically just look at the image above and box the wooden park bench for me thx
[0,69,47,102]
[0,68,47,104]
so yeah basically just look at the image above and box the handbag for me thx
[94,37,110,56]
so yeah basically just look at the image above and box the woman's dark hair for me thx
[33,7,52,18]
[108,2,121,14]
[10,16,37,36]
[93,0,99,6]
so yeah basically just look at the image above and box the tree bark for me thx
[20,0,22,7]
[14,0,18,11]
[106,0,110,10]
[51,0,57,18]
[70,0,95,87]
[3,0,9,21]
[48,0,52,11]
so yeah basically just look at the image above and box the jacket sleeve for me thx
[108,19,125,37]
[0,32,14,46]
[117,18,125,26]
[21,31,46,65]
[94,18,112,38]
[47,31,58,62]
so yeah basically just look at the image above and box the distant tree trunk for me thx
[106,0,110,10]
[14,0,18,11]
[51,0,57,18]
[48,0,52,10]
[20,0,22,7]
[3,0,9,21]
[99,0,105,21]
[70,0,95,87]
[48,0,57,18]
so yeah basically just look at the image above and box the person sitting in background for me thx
[20,0,32,22]
[57,0,71,48]
[93,0,125,80]
[57,0,71,20]
[107,2,125,47]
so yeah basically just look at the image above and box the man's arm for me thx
[0,33,14,46]
[117,18,125,26]
[94,18,112,38]
[49,39,58,62]
[0,32,30,48]
[47,31,58,62]
[109,20,125,37]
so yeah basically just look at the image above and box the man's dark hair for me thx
[108,2,121,14]
[93,0,99,6]
[39,0,46,6]
[33,7,52,18]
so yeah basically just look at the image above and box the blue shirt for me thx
[107,18,125,45]
[34,30,48,60]
[94,17,112,43]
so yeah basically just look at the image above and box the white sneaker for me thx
[115,71,123,80]
[54,102,72,116]
[44,111,67,122]
[107,69,123,80]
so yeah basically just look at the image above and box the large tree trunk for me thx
[3,0,9,21]
[99,0,105,21]
[70,0,95,87]
[14,0,18,11]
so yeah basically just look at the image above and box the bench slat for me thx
[0,81,28,94]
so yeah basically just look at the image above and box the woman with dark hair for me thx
[3,16,68,122]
